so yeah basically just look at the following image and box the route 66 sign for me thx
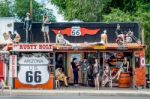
[18,56,49,85]
[71,26,81,36]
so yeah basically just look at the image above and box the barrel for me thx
[118,72,131,88]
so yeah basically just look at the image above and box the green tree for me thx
[103,1,150,63]
[51,0,111,22]
[51,0,150,63]
[0,0,14,17]
[15,0,56,22]
[0,0,56,22]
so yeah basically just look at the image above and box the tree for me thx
[0,0,56,22]
[15,0,56,22]
[103,1,150,63]
[51,0,150,63]
[50,0,111,22]
[0,0,14,17]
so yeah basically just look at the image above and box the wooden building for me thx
[0,22,146,89]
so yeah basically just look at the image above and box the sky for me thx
[36,0,66,22]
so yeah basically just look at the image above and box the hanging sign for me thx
[9,55,17,77]
[18,56,49,85]
[13,43,53,52]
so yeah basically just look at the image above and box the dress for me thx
[93,63,99,79]
[42,18,49,33]
[121,62,128,72]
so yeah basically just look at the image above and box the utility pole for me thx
[30,0,32,18]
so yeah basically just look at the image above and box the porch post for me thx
[132,51,135,88]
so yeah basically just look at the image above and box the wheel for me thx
[126,37,132,43]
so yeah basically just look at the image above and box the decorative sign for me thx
[9,55,17,77]
[18,56,49,85]
[134,51,140,57]
[18,56,49,65]
[13,43,53,52]
[52,27,100,36]
[71,26,81,36]
[93,45,106,49]
[140,57,145,67]
[116,52,124,59]
[70,53,82,63]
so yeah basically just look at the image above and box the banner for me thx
[9,55,17,77]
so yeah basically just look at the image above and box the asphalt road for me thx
[0,95,149,99]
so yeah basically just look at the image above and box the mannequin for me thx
[42,14,50,43]
[56,31,71,45]
[115,24,125,45]
[24,12,32,43]
[100,30,108,44]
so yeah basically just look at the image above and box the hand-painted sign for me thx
[13,43,53,52]
[9,55,17,77]
[52,27,100,36]
[18,56,49,85]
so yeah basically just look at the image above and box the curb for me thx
[1,89,150,96]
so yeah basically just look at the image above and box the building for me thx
[0,22,146,89]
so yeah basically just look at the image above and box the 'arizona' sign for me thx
[18,56,49,86]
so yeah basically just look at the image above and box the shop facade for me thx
[0,22,146,90]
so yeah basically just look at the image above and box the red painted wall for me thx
[0,58,4,81]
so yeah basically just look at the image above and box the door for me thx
[67,52,83,84]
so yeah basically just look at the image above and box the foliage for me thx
[0,0,14,17]
[15,0,56,22]
[103,1,150,63]
[0,0,56,22]
[51,0,111,22]
[51,0,150,62]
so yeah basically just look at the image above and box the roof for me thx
[0,43,144,52]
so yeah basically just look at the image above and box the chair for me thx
[55,79,60,88]
[1,79,12,96]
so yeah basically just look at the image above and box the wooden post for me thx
[141,29,144,45]
[30,0,32,19]
[132,52,135,88]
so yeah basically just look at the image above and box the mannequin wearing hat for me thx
[24,12,32,43]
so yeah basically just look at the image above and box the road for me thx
[0,95,149,99]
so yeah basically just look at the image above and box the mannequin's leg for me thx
[47,33,50,43]
[26,30,28,43]
[43,33,46,43]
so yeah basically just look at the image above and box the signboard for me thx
[9,55,17,77]
[13,43,53,52]
[18,56,50,85]
[71,26,81,36]
[52,27,100,36]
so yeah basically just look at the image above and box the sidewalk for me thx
[1,89,150,96]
